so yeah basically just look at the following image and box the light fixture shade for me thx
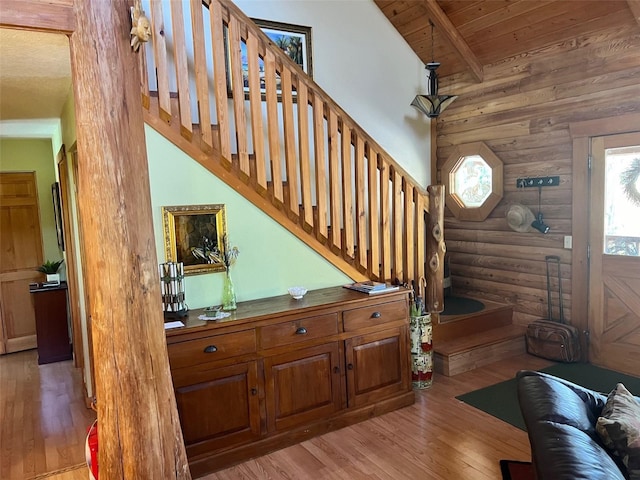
[411,61,457,118]
[411,94,458,118]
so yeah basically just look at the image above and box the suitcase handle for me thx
[544,255,564,323]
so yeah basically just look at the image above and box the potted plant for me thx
[38,259,64,284]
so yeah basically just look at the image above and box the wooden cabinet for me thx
[345,327,410,407]
[172,361,262,458]
[166,286,413,476]
[264,341,342,432]
[30,282,72,364]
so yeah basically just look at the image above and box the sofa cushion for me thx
[517,371,607,440]
[529,421,626,480]
[596,383,640,480]
[517,370,626,479]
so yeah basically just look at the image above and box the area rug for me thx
[441,296,484,316]
[456,363,640,431]
[499,460,534,480]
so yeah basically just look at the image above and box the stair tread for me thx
[440,298,512,321]
[435,324,527,356]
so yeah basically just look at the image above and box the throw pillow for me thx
[596,383,640,480]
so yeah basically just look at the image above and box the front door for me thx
[588,132,640,376]
[0,172,44,353]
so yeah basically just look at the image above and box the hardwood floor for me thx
[0,350,95,480]
[1,349,553,479]
[202,352,553,480]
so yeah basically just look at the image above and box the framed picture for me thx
[253,19,312,77]
[162,204,227,276]
[227,19,312,96]
[51,182,65,251]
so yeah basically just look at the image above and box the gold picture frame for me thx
[162,204,227,276]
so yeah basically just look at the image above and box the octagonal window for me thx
[441,142,504,221]
[452,155,493,208]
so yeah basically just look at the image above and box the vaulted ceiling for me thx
[375,0,640,83]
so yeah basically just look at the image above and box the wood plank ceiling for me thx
[375,0,640,82]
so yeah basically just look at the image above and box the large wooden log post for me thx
[426,185,445,313]
[69,1,190,478]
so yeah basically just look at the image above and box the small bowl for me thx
[288,286,307,300]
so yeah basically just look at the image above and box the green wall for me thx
[0,138,61,265]
[146,125,352,309]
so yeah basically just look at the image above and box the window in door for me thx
[603,144,640,256]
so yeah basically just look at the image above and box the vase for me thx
[409,314,433,389]
[221,270,237,311]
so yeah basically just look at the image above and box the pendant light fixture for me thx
[411,21,457,118]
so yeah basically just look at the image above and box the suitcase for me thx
[526,256,582,362]
[526,320,581,362]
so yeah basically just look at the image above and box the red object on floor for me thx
[499,459,534,480]
[86,421,99,479]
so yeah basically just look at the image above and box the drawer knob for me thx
[371,311,381,318]
[347,363,354,370]
[203,345,218,353]
[333,366,340,374]
[295,327,308,335]
[251,388,258,396]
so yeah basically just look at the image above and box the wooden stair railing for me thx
[139,0,445,311]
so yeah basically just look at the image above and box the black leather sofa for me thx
[517,370,633,480]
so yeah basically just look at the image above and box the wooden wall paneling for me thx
[449,252,572,279]
[449,263,572,298]
[437,20,640,335]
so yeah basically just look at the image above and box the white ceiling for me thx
[0,28,72,136]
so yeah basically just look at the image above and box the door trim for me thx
[570,112,640,360]
[57,145,84,369]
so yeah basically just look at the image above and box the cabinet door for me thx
[173,361,262,458]
[264,342,343,432]
[345,326,411,408]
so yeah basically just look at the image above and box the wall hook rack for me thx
[516,176,560,188]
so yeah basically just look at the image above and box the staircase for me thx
[138,0,445,306]
[432,299,527,376]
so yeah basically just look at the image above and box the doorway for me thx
[588,132,640,376]
[0,172,44,353]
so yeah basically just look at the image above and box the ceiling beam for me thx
[419,0,483,83]
[627,0,640,27]
[0,0,75,34]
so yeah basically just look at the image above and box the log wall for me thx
[436,22,640,326]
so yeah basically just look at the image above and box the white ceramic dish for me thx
[288,286,307,300]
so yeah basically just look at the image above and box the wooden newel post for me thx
[69,0,190,478]
[426,185,445,313]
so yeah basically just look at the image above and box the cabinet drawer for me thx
[343,299,407,332]
[168,329,256,369]
[259,313,339,350]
